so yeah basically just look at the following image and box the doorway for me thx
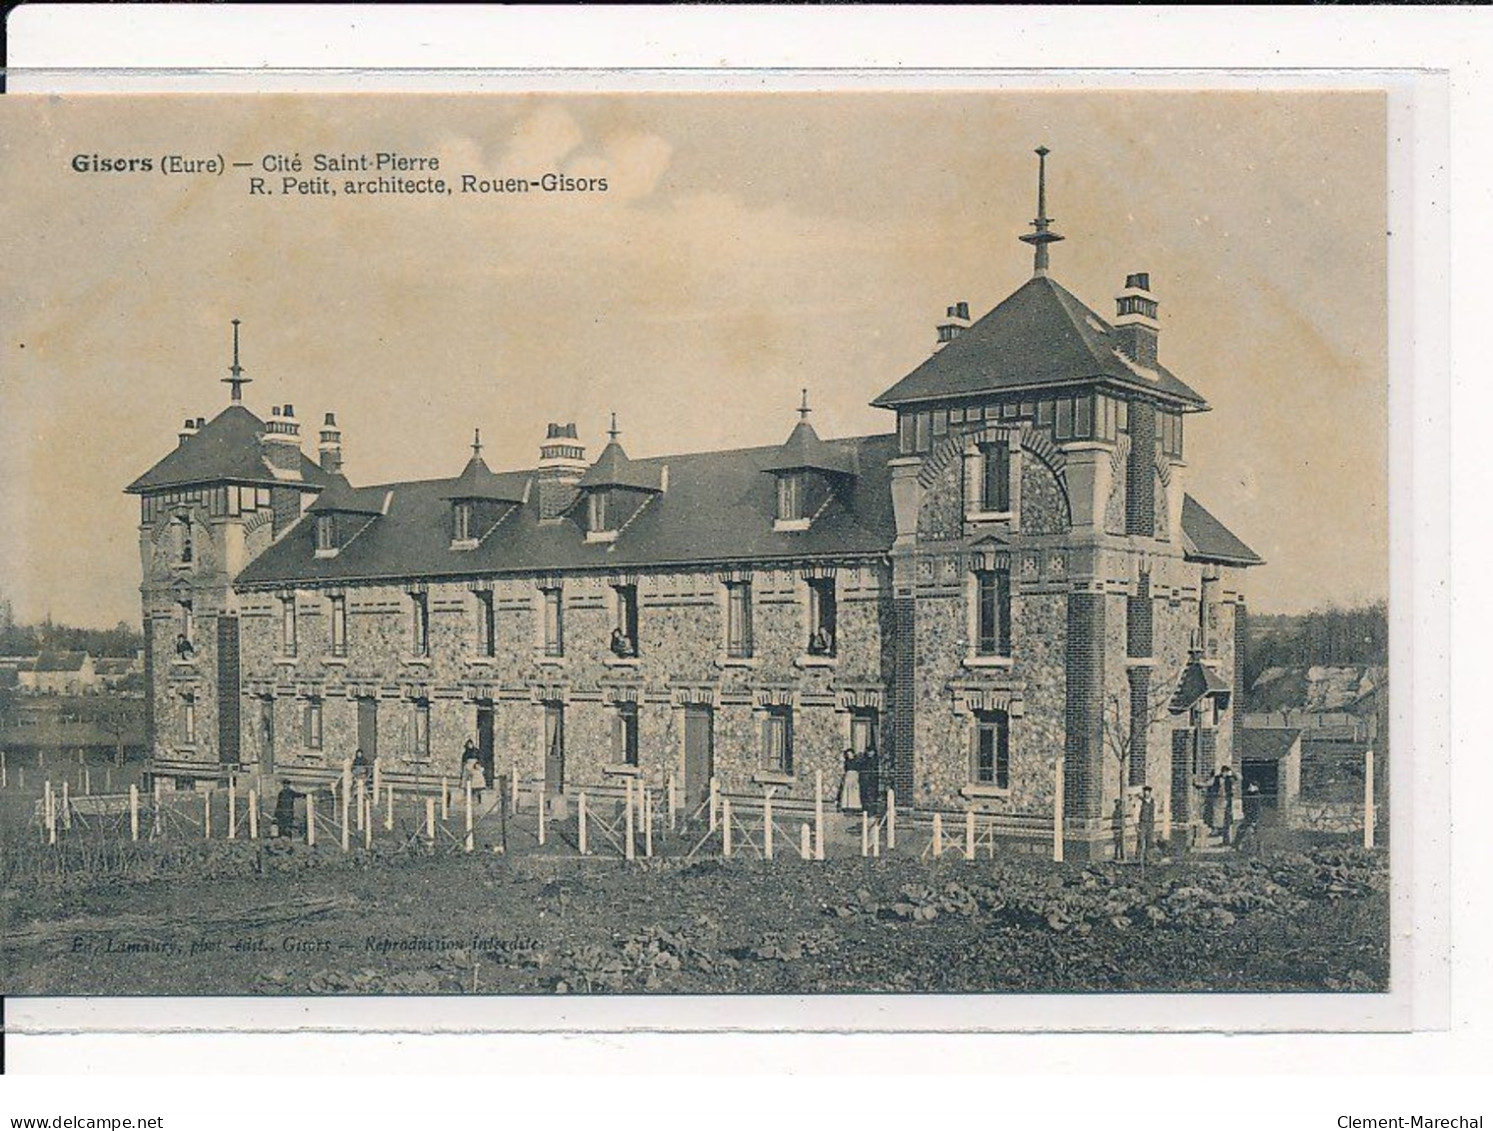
[683,705,714,807]
[851,709,880,810]
[356,697,378,762]
[258,697,276,775]
[476,704,495,790]
[543,702,564,795]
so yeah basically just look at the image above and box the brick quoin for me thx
[1233,599,1248,764]
[1126,402,1156,536]
[1064,590,1105,819]
[887,595,917,802]
[217,615,241,767]
[1127,665,1151,787]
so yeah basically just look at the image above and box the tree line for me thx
[1245,601,1388,688]
[0,619,144,659]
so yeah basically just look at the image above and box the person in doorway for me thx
[1237,779,1263,854]
[1218,765,1238,846]
[274,783,300,838]
[351,748,371,796]
[860,740,880,813]
[462,741,487,804]
[837,747,862,813]
[1137,785,1157,866]
[609,625,635,658]
[1111,796,1128,862]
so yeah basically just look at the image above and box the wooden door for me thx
[683,706,713,806]
[357,697,378,761]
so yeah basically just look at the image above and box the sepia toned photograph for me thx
[0,88,1392,1004]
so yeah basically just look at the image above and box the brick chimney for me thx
[1114,273,1159,369]
[318,412,343,475]
[261,404,303,479]
[537,422,586,520]
[177,417,199,447]
[935,301,971,351]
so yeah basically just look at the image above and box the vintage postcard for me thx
[0,86,1398,1025]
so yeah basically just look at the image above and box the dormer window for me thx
[777,473,805,523]
[588,490,612,534]
[316,515,336,554]
[453,501,474,543]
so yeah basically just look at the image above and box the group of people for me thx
[837,745,880,813]
[1204,764,1263,850]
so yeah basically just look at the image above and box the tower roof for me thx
[308,474,388,516]
[442,453,528,503]
[761,418,859,476]
[125,404,333,494]
[870,274,1208,410]
[577,439,663,493]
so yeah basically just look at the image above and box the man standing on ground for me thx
[1138,785,1157,867]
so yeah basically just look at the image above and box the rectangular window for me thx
[777,473,804,522]
[612,584,639,657]
[453,501,473,542]
[914,412,932,452]
[980,440,1011,513]
[807,576,837,656]
[475,590,496,658]
[972,709,1011,789]
[543,587,564,657]
[179,600,194,647]
[931,409,948,438]
[1019,400,1036,418]
[329,595,347,657]
[1116,398,1130,433]
[281,595,297,657]
[317,515,336,552]
[762,707,793,774]
[1036,399,1055,427]
[1001,400,1020,420]
[256,487,272,508]
[975,569,1012,657]
[1074,394,1094,439]
[227,486,241,517]
[181,693,196,745]
[898,413,917,455]
[1055,397,1074,440]
[587,491,610,533]
[613,702,640,767]
[948,406,966,426]
[302,698,323,750]
[410,591,430,658]
[412,700,430,761]
[726,580,754,658]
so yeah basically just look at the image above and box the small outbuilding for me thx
[1237,727,1301,824]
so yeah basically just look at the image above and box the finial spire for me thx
[222,318,251,403]
[608,412,620,442]
[471,428,483,458]
[798,388,811,421]
[1019,146,1064,277]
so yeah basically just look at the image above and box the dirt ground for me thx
[2,836,1389,996]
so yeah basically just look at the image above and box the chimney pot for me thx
[324,412,337,427]
[196,417,205,428]
[1114,273,1160,369]
[1125,272,1150,291]
[284,404,295,418]
[183,418,194,429]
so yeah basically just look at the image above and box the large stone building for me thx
[126,152,1261,856]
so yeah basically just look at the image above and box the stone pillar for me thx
[1064,589,1105,821]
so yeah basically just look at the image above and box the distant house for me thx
[19,651,97,694]
[1244,664,1384,743]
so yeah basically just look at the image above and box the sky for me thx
[0,90,1387,626]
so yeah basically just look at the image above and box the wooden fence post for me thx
[153,780,162,837]
[203,788,211,840]
[537,788,546,846]
[965,809,975,861]
[248,789,259,841]
[105,766,111,792]
[625,778,636,862]
[887,788,896,850]
[424,796,436,843]
[307,793,316,847]
[16,767,23,790]
[46,781,56,844]
[932,811,943,858]
[860,810,869,857]
[228,776,237,840]
[722,796,733,858]
[764,787,774,861]
[1,749,6,788]
[129,784,140,842]
[441,777,450,821]
[1364,748,1375,850]
[873,816,881,858]
[83,766,91,795]
[372,757,382,801]
[814,770,825,861]
[644,788,654,859]
[364,794,373,851]
[62,780,71,830]
[385,782,395,832]
[667,773,677,832]
[464,782,474,853]
[578,792,588,856]
[709,777,719,833]
[510,762,519,812]
[800,823,812,860]
[340,764,352,852]
[1053,758,1065,863]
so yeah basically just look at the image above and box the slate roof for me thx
[443,455,530,503]
[126,405,333,493]
[871,275,1207,410]
[236,433,902,587]
[1239,728,1302,763]
[307,476,391,516]
[762,420,859,477]
[576,441,664,493]
[1180,495,1264,566]
[1170,654,1233,714]
[30,651,89,673]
